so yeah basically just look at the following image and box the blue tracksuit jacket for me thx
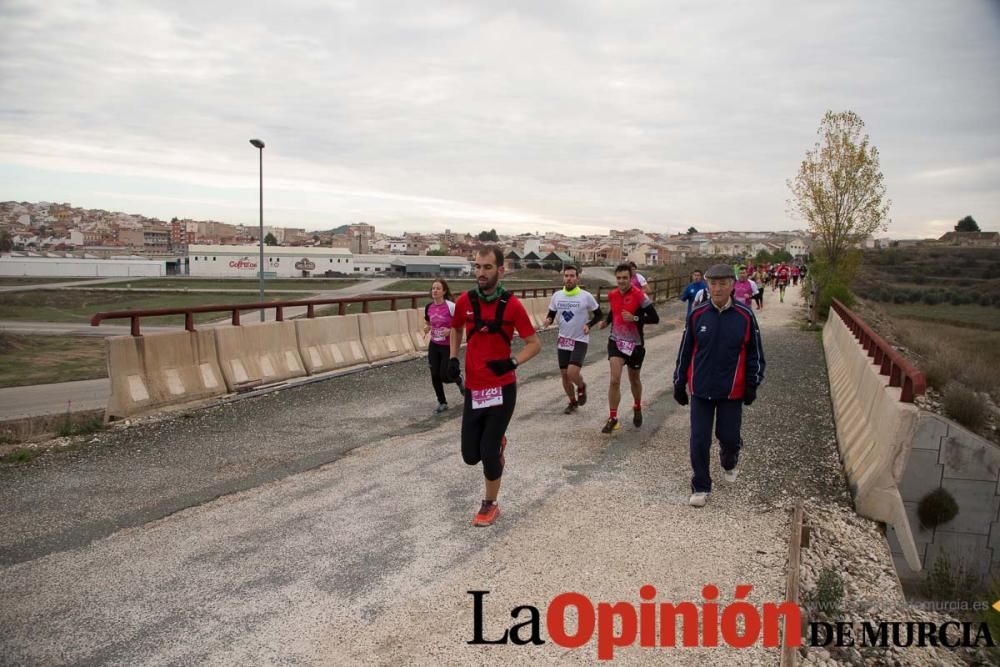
[673,299,765,400]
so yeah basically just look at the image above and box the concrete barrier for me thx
[404,308,429,353]
[508,296,540,334]
[105,330,226,419]
[214,321,308,391]
[294,314,370,374]
[529,297,551,329]
[823,310,921,570]
[359,311,417,363]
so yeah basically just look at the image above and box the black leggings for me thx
[461,383,517,481]
[428,343,457,404]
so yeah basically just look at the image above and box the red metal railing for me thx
[831,298,926,402]
[90,276,685,337]
[91,288,558,336]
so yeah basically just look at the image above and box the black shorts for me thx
[557,341,588,369]
[607,338,646,370]
[461,383,517,481]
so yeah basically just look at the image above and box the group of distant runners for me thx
[680,260,807,311]
[422,246,772,525]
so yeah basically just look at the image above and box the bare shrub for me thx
[921,349,966,391]
[942,383,987,431]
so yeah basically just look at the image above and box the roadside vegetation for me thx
[0,408,106,455]
[0,332,106,387]
[0,289,317,326]
[852,245,1000,438]
[0,277,82,286]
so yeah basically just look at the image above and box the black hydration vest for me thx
[466,290,511,345]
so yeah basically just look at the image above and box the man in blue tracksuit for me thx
[680,270,707,317]
[672,264,765,507]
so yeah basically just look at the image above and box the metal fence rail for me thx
[90,277,684,336]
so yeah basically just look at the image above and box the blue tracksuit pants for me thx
[690,396,743,493]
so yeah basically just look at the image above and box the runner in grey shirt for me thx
[543,265,602,414]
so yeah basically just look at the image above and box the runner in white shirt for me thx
[543,265,602,414]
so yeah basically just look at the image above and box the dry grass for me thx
[0,332,107,387]
[0,289,314,325]
[942,383,988,432]
[893,320,1000,400]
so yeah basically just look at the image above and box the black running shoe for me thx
[601,418,620,434]
[576,383,587,406]
[564,402,578,415]
[633,409,643,427]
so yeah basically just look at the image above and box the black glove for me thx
[673,383,689,406]
[446,357,461,382]
[743,385,757,406]
[485,358,516,376]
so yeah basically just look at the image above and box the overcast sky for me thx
[1,1,998,238]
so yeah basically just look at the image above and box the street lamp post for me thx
[249,138,265,321]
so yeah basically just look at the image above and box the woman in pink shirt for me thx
[733,267,756,307]
[424,279,465,413]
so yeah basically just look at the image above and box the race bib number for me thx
[431,326,450,341]
[615,339,636,356]
[557,336,576,351]
[471,387,503,410]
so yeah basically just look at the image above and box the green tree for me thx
[754,249,773,264]
[477,228,499,242]
[955,215,980,232]
[0,229,12,252]
[788,110,891,321]
[686,227,698,235]
[772,249,793,263]
[426,248,449,256]
[264,232,278,246]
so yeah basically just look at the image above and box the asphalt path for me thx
[0,290,835,665]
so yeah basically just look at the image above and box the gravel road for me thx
[1,287,854,665]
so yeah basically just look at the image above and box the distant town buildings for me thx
[2,199,835,280]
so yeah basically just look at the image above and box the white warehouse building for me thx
[0,254,167,278]
[187,245,354,278]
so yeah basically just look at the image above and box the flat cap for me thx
[704,263,735,279]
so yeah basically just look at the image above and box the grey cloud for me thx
[0,0,997,234]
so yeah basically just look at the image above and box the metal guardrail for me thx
[830,297,927,402]
[90,276,684,337]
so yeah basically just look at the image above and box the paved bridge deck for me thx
[0,288,850,664]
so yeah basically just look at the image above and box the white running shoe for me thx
[723,467,739,484]
[689,492,709,508]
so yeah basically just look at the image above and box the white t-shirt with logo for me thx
[548,289,600,343]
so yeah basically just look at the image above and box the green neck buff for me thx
[563,286,580,296]
[475,283,506,303]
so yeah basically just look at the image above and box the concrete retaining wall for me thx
[359,311,417,363]
[105,330,226,418]
[294,315,369,374]
[214,321,307,390]
[888,411,1000,583]
[823,311,921,570]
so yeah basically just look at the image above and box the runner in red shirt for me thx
[449,246,541,527]
[595,263,660,433]
[775,264,791,303]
